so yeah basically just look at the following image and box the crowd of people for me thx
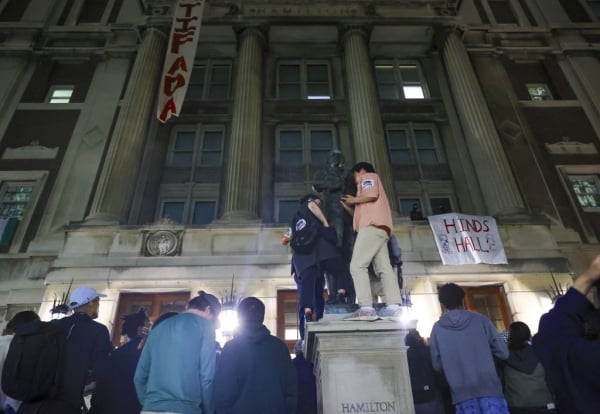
[0,289,299,414]
[0,159,599,414]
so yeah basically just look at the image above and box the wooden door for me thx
[463,285,512,332]
[112,291,190,346]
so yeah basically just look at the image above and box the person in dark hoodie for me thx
[213,297,297,414]
[89,309,150,414]
[292,340,317,414]
[404,329,448,414]
[501,321,556,414]
[429,283,509,414]
[532,254,600,414]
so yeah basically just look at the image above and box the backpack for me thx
[290,205,321,254]
[2,320,67,403]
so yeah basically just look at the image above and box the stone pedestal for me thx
[305,320,416,414]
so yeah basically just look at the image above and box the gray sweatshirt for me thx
[429,309,509,404]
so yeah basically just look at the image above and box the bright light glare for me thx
[307,95,331,100]
[403,86,424,99]
[216,309,238,346]
[218,309,238,333]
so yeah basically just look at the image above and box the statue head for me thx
[328,149,344,169]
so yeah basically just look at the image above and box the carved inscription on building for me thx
[243,5,362,17]
[340,401,397,413]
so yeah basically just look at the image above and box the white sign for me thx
[157,0,205,123]
[428,213,507,265]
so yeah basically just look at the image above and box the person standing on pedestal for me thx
[341,162,403,317]
[291,194,353,323]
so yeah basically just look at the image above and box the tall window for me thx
[186,61,232,101]
[78,0,108,23]
[277,61,332,100]
[375,62,427,100]
[569,175,600,212]
[399,196,453,218]
[0,172,47,253]
[47,86,74,104]
[56,0,121,25]
[587,0,600,19]
[488,0,518,24]
[278,200,298,224]
[168,127,224,168]
[558,0,592,22]
[159,200,216,225]
[526,84,553,101]
[0,0,31,21]
[387,124,443,166]
[159,125,224,225]
[277,125,334,165]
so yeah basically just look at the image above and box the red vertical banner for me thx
[156,0,205,123]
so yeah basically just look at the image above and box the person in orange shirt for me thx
[341,162,403,318]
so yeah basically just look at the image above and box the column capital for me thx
[433,25,464,50]
[233,24,269,48]
[338,24,372,47]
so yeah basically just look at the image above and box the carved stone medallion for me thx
[143,230,182,257]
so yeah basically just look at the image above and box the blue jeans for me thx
[294,272,324,339]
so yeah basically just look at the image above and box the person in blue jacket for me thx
[213,297,297,414]
[532,254,600,414]
[134,292,221,414]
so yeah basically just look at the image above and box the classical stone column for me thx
[221,26,266,222]
[440,29,525,216]
[340,25,397,212]
[87,27,167,224]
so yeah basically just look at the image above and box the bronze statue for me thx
[312,150,355,301]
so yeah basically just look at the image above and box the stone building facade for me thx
[0,0,598,348]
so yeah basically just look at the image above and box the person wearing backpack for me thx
[2,309,73,414]
[53,286,113,414]
[291,194,354,324]
[1,311,41,414]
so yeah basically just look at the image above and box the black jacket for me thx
[532,288,600,414]
[213,323,297,413]
[54,312,113,410]
[89,337,143,414]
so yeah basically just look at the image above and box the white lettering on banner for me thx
[428,213,508,265]
[157,0,205,123]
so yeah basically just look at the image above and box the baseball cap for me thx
[69,286,107,309]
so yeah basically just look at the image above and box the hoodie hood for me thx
[505,345,539,374]
[438,309,475,330]
[235,323,270,344]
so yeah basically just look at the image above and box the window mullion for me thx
[395,61,404,99]
[301,61,308,99]
[188,126,202,188]
[203,62,211,100]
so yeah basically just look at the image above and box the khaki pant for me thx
[350,225,402,306]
